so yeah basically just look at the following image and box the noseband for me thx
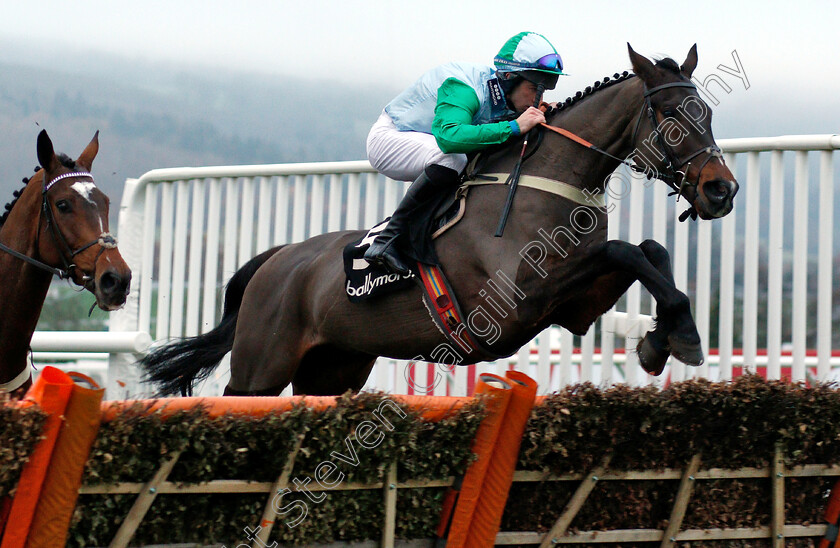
[0,171,117,282]
[632,81,725,203]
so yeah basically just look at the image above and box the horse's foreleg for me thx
[632,240,683,373]
[553,270,670,375]
[551,270,634,335]
[553,239,700,372]
[602,239,702,367]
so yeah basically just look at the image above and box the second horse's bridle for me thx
[0,170,117,282]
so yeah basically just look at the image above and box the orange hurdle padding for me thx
[26,372,105,548]
[101,394,472,422]
[464,371,537,547]
[437,373,513,548]
[0,367,74,548]
[819,478,840,548]
[0,501,9,542]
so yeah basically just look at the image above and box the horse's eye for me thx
[55,200,71,213]
[663,109,676,118]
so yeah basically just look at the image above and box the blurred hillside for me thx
[0,56,395,223]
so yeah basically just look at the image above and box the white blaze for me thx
[70,181,107,232]
[71,182,97,205]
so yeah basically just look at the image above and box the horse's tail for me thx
[138,246,284,396]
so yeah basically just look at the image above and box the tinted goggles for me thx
[537,53,563,73]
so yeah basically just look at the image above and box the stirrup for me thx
[380,253,411,276]
[364,241,410,276]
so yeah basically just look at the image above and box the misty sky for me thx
[2,1,838,88]
[1,0,839,138]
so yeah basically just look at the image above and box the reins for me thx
[0,171,117,282]
[494,83,547,237]
[0,240,69,279]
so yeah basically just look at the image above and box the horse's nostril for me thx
[100,272,128,295]
[705,180,735,203]
[99,273,117,293]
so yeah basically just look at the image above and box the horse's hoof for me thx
[636,337,668,376]
[668,335,704,366]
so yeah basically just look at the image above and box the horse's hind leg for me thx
[226,295,307,396]
[223,384,289,396]
[292,344,377,395]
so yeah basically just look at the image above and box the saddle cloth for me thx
[342,219,414,303]
[342,223,499,361]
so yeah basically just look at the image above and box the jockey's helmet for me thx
[494,32,564,90]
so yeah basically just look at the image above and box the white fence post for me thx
[817,151,835,381]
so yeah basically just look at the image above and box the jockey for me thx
[365,31,565,275]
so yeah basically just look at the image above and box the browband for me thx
[44,171,95,193]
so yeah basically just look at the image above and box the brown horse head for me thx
[628,43,738,220]
[34,130,131,310]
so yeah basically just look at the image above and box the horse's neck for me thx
[0,194,52,383]
[536,78,645,193]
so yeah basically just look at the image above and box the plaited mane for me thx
[549,71,636,117]
[547,56,684,119]
[0,154,76,227]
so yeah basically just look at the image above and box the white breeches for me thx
[366,111,468,182]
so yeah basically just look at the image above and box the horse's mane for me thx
[547,57,683,119]
[0,154,76,227]
[549,71,636,118]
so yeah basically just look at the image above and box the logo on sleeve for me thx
[487,78,508,119]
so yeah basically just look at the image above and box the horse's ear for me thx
[681,44,698,77]
[76,130,99,172]
[627,43,656,81]
[36,130,61,173]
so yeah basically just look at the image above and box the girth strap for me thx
[464,173,606,208]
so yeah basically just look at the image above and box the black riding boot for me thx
[364,164,459,275]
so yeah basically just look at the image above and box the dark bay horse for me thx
[0,131,132,394]
[142,44,737,396]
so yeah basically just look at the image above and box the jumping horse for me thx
[142,44,738,396]
[0,131,132,395]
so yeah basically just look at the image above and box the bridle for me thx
[631,81,725,210]
[535,78,726,221]
[0,171,117,283]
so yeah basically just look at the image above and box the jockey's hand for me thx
[515,106,546,134]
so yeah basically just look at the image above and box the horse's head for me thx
[35,130,131,310]
[628,44,738,220]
